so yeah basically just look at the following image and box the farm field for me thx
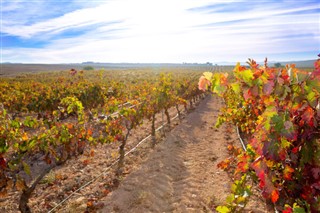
[1,65,243,212]
[1,59,319,213]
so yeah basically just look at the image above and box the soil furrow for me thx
[99,95,269,212]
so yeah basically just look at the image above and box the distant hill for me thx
[217,59,316,68]
[0,59,316,76]
[269,59,315,68]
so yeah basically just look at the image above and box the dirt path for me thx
[99,95,269,212]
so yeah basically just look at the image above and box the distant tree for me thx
[83,66,94,70]
[274,62,282,68]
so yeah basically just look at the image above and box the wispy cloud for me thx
[1,0,319,63]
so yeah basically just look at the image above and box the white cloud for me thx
[1,0,319,63]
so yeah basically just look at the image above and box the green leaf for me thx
[293,207,306,213]
[213,84,227,94]
[307,90,317,107]
[22,162,31,176]
[237,69,254,86]
[28,139,37,149]
[11,120,20,129]
[216,206,231,213]
[261,106,277,131]
[19,141,28,152]
[211,73,227,94]
[0,138,9,153]
[271,114,284,133]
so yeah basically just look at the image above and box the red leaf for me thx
[217,159,231,170]
[283,165,294,180]
[271,189,279,203]
[301,106,314,126]
[282,74,290,83]
[277,77,284,85]
[258,170,266,188]
[250,86,259,97]
[283,206,293,213]
[263,80,274,95]
[243,88,251,100]
[292,147,299,154]
[253,69,263,78]
[87,129,93,136]
[236,154,250,173]
[0,157,6,169]
[311,168,320,179]
[279,149,287,161]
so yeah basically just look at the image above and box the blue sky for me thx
[1,0,319,63]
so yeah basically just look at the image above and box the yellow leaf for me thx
[22,132,28,141]
[203,72,213,80]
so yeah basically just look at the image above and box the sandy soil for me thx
[98,95,270,212]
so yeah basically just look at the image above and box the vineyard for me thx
[0,66,209,212]
[200,56,320,212]
[0,58,319,212]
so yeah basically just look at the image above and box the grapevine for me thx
[0,67,204,212]
[200,56,320,212]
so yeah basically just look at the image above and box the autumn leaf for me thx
[87,128,93,136]
[0,157,6,169]
[281,138,291,149]
[220,73,229,85]
[311,168,320,179]
[216,206,231,213]
[258,170,266,189]
[292,146,299,154]
[233,62,246,72]
[271,189,279,203]
[277,76,285,85]
[67,123,73,130]
[250,86,259,97]
[102,189,110,196]
[236,69,254,86]
[22,132,29,141]
[82,159,90,165]
[0,189,8,198]
[198,76,211,92]
[87,201,93,208]
[263,80,275,95]
[203,72,213,80]
[236,154,250,173]
[16,178,27,191]
[283,165,294,180]
[253,69,263,78]
[237,161,249,173]
[283,206,293,213]
[90,149,95,157]
[243,88,252,100]
[217,159,231,170]
[301,106,314,126]
[231,83,241,94]
[44,154,52,164]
